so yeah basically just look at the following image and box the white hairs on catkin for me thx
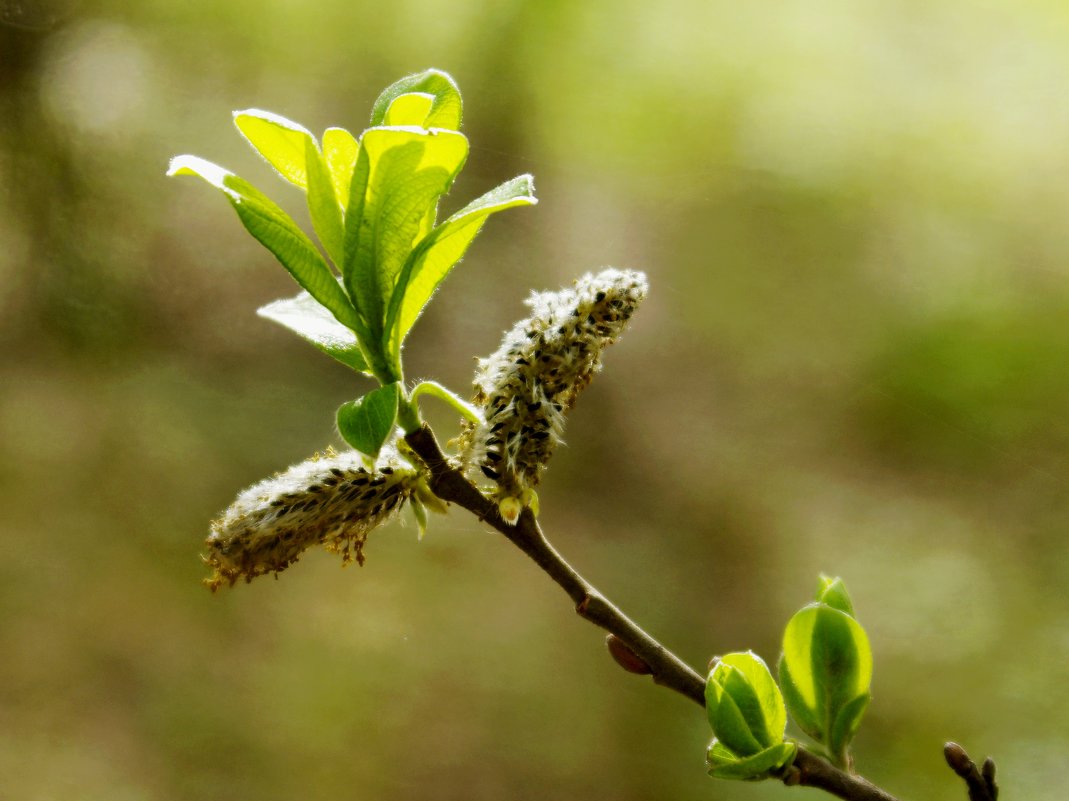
[204,445,418,590]
[458,268,648,522]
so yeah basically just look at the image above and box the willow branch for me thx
[404,424,902,801]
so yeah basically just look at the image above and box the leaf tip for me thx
[166,154,232,188]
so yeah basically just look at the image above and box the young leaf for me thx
[233,109,316,189]
[720,652,787,748]
[811,604,872,711]
[342,127,469,345]
[383,174,537,366]
[706,652,787,757]
[829,692,871,761]
[817,575,855,617]
[383,92,435,127]
[304,137,345,266]
[707,741,797,781]
[337,382,400,458]
[369,68,463,131]
[779,602,872,762]
[706,677,766,757]
[777,655,821,742]
[257,291,371,374]
[322,127,358,210]
[167,155,365,338]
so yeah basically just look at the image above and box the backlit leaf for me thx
[342,126,468,348]
[384,92,435,127]
[322,127,359,210]
[384,173,536,366]
[257,291,371,374]
[369,68,463,131]
[829,692,871,761]
[234,109,316,189]
[304,137,345,265]
[167,155,364,338]
[817,575,855,617]
[706,652,786,757]
[779,602,872,761]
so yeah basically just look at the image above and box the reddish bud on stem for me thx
[606,634,653,675]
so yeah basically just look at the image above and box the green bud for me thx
[816,574,854,616]
[706,651,787,756]
[779,577,872,767]
[705,651,795,781]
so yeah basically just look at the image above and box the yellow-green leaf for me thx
[342,126,468,346]
[304,137,345,266]
[322,127,358,210]
[257,291,371,374]
[384,174,536,365]
[706,651,787,756]
[233,109,316,189]
[817,575,855,617]
[369,68,463,131]
[384,92,435,127]
[779,602,872,762]
[167,155,364,339]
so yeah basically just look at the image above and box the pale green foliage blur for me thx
[3,2,1069,800]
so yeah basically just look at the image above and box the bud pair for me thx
[703,577,873,782]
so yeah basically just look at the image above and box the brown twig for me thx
[944,743,998,801]
[405,424,902,801]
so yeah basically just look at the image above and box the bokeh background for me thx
[3,1,1069,799]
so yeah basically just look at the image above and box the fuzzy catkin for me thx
[459,268,648,520]
[204,446,417,590]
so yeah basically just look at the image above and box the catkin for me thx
[204,446,417,590]
[458,268,648,521]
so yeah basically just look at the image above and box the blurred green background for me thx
[3,1,1069,799]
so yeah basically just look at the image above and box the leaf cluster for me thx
[705,576,873,781]
[169,69,537,458]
